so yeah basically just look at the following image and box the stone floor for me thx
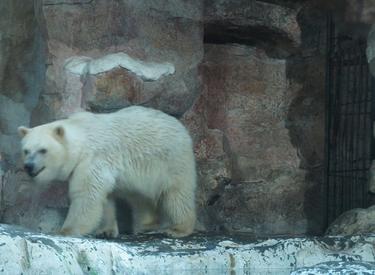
[0,224,375,274]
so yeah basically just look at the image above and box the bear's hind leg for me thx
[95,198,119,238]
[129,196,159,234]
[160,187,196,238]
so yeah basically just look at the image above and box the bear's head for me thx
[18,125,68,184]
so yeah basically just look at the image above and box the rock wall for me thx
[0,0,45,163]
[0,0,46,228]
[34,0,203,120]
[0,0,329,236]
[2,0,205,234]
[188,1,327,235]
[188,44,306,235]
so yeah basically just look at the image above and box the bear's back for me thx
[68,106,193,160]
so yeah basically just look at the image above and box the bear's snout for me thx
[24,162,35,176]
[24,162,45,178]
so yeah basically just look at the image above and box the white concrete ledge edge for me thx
[0,224,375,274]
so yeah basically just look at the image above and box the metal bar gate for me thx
[325,16,375,226]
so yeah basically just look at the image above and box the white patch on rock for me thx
[64,56,92,75]
[64,53,175,81]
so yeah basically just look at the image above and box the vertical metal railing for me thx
[325,16,375,226]
[324,13,334,228]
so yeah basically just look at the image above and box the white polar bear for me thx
[18,106,197,238]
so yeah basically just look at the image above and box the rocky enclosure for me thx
[0,0,341,236]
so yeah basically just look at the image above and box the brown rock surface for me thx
[186,43,309,235]
[0,0,329,237]
[204,0,301,58]
[36,0,203,118]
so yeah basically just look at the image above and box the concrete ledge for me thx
[292,261,375,274]
[1,224,375,274]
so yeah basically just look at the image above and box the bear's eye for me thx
[39,148,47,154]
[24,149,29,155]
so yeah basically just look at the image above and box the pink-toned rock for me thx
[42,40,83,118]
[202,44,299,172]
[83,69,144,112]
[0,0,327,237]
[38,0,203,117]
[190,43,309,235]
[204,0,302,58]
[181,94,208,144]
[194,129,226,161]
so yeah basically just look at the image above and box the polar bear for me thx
[18,106,197,238]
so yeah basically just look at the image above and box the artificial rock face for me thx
[18,106,197,238]
[1,0,328,236]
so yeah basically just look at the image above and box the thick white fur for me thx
[18,106,197,238]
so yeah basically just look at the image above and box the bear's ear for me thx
[54,126,65,139]
[18,126,30,138]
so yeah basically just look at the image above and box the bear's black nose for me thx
[24,163,34,176]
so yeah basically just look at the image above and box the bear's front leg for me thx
[60,165,116,237]
[60,196,105,236]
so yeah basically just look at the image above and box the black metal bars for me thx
[325,17,375,226]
